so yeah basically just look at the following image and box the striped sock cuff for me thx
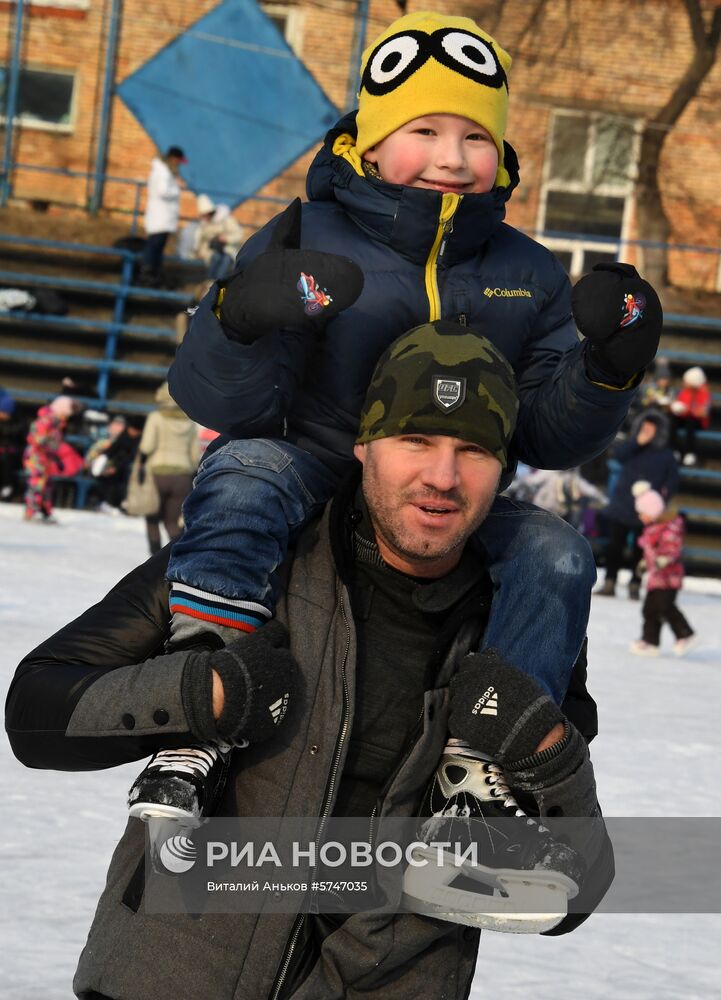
[169,583,271,632]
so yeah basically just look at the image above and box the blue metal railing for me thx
[13,387,153,416]
[0,310,176,340]
[90,0,123,215]
[0,0,25,206]
[0,161,291,230]
[0,232,181,407]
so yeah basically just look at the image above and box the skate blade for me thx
[402,848,576,934]
[128,801,202,825]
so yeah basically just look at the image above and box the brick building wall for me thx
[0,0,719,289]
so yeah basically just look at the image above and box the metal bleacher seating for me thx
[0,233,201,410]
[0,232,205,509]
[640,312,721,576]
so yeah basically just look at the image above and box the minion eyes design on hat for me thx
[361,28,508,97]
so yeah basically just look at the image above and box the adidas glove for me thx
[218,197,364,344]
[572,262,663,387]
[448,648,565,763]
[183,621,300,747]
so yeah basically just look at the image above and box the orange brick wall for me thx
[1,0,720,288]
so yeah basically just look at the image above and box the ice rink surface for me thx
[1,504,719,1000]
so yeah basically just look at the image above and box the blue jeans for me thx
[168,440,596,705]
[475,496,596,703]
[168,440,338,612]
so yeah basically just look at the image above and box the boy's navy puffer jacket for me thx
[169,113,638,478]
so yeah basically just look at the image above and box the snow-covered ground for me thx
[1,504,719,1000]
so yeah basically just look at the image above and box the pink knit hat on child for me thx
[635,489,665,519]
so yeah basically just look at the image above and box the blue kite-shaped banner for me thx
[117,0,340,205]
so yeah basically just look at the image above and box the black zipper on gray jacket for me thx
[269,592,352,1000]
[368,620,484,849]
[368,708,424,851]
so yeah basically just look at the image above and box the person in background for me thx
[22,395,77,523]
[0,387,24,501]
[670,366,711,467]
[57,376,95,438]
[640,355,673,412]
[630,486,696,657]
[513,467,606,532]
[596,412,678,599]
[84,415,125,471]
[86,415,142,514]
[139,145,186,287]
[193,195,245,280]
[138,383,199,554]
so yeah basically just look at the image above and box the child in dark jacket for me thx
[598,411,679,598]
[630,487,696,657]
[128,11,662,822]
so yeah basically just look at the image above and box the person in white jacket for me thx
[140,145,186,286]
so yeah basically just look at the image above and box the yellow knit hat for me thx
[356,11,512,187]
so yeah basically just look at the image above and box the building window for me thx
[0,66,76,129]
[539,110,638,277]
[261,3,304,57]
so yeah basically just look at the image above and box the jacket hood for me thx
[629,407,671,449]
[154,381,185,416]
[306,112,519,266]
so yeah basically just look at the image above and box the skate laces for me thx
[147,744,225,778]
[484,762,549,833]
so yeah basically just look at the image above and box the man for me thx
[6,324,611,1000]
[140,145,186,287]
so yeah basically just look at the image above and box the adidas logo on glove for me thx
[269,693,290,725]
[472,685,498,717]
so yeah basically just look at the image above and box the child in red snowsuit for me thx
[670,366,711,466]
[630,487,696,657]
[23,395,74,522]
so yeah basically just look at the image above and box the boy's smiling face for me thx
[363,113,500,194]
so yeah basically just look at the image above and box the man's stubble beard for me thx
[361,467,499,568]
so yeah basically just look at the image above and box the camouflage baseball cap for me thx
[356,321,518,468]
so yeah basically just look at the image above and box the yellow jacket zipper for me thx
[424,193,460,322]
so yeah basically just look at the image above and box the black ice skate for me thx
[128,742,232,824]
[402,740,583,933]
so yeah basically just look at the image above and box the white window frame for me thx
[261,3,305,57]
[0,64,78,133]
[538,109,641,276]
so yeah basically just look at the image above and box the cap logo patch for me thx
[620,291,646,328]
[432,376,466,412]
[297,272,332,316]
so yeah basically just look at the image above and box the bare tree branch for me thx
[515,0,549,50]
[682,0,708,50]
